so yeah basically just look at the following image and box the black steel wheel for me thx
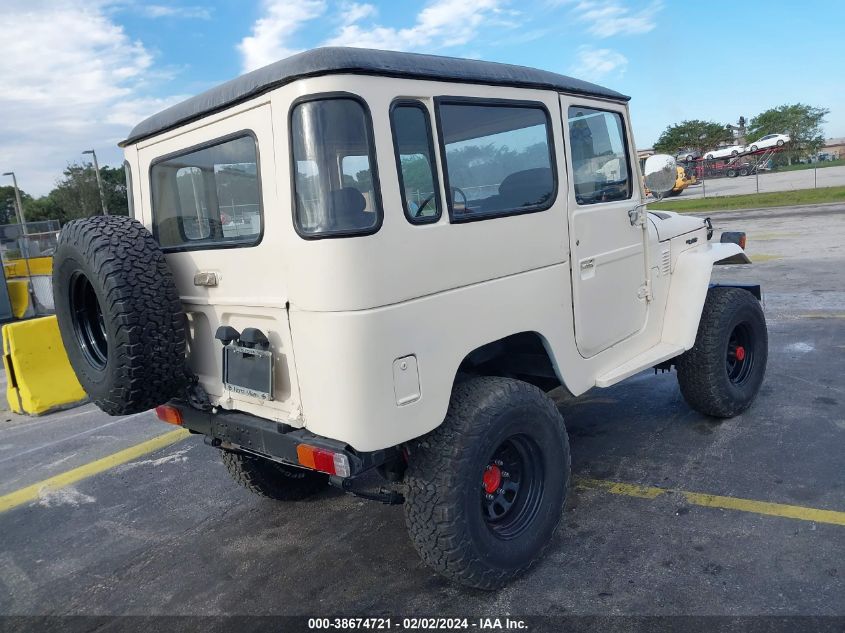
[481,435,545,539]
[677,287,768,418]
[68,271,108,371]
[405,377,570,590]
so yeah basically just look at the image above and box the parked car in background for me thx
[675,149,701,162]
[747,133,789,152]
[704,145,745,160]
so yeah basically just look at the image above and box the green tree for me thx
[653,120,734,155]
[0,185,32,225]
[747,103,828,165]
[22,163,129,223]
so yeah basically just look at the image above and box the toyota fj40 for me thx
[53,47,767,590]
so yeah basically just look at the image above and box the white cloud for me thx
[338,2,377,25]
[560,0,661,37]
[325,0,510,50]
[0,1,184,195]
[570,45,628,80]
[238,0,328,73]
[139,5,212,20]
[238,0,514,73]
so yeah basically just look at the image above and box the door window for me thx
[438,101,556,221]
[390,102,441,224]
[568,107,632,205]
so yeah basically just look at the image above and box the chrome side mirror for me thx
[643,154,677,197]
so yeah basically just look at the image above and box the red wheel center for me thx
[483,465,502,494]
[735,345,746,361]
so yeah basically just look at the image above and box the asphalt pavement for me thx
[0,203,843,624]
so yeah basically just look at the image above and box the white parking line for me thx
[0,412,150,465]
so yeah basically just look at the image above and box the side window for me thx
[291,97,382,238]
[390,102,441,223]
[567,106,632,205]
[150,134,262,250]
[438,101,555,221]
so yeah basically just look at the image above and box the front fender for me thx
[662,243,748,350]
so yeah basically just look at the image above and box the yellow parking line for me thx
[577,478,845,527]
[0,428,190,514]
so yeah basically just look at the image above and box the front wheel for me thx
[404,377,570,590]
[677,287,768,418]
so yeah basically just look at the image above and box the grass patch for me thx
[774,159,845,172]
[649,185,845,212]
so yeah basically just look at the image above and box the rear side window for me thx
[291,96,382,238]
[437,100,556,221]
[390,102,441,224]
[150,134,261,250]
[568,106,632,205]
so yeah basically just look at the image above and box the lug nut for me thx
[501,471,510,478]
[495,459,503,466]
[497,488,505,495]
[485,493,495,500]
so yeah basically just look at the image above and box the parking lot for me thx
[0,203,843,623]
[679,165,845,199]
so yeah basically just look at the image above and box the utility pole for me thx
[2,171,26,230]
[82,149,109,215]
[2,171,36,309]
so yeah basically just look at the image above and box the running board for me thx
[594,343,685,388]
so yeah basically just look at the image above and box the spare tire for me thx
[53,215,187,415]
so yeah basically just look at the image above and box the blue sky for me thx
[2,0,844,195]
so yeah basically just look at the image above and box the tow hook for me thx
[330,475,405,505]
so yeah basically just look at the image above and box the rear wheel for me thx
[404,377,570,590]
[677,287,768,418]
[222,451,328,501]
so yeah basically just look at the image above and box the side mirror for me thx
[643,154,677,198]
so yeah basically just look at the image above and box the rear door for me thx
[135,103,300,419]
[559,96,647,357]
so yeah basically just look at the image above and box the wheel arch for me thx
[453,330,570,395]
[662,243,757,350]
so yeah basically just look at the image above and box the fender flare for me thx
[661,243,750,350]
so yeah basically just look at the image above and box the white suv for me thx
[53,47,768,590]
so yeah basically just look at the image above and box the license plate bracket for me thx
[223,345,273,400]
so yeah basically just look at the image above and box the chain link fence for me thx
[662,145,845,200]
[1,220,60,319]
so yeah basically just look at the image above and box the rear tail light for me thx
[296,444,351,477]
[155,405,183,425]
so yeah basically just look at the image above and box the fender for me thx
[661,243,748,350]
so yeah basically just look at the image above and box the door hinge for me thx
[638,281,652,302]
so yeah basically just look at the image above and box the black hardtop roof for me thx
[121,47,629,147]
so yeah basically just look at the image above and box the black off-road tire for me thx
[677,287,768,418]
[404,377,570,590]
[222,451,328,500]
[53,215,186,415]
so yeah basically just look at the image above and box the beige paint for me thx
[126,73,747,452]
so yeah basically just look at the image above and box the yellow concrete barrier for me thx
[6,279,31,319]
[3,256,53,278]
[2,316,87,415]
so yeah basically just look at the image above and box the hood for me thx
[648,209,707,241]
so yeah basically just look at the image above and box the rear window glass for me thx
[438,101,555,221]
[150,134,261,250]
[291,97,381,238]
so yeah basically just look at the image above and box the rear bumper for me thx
[170,401,391,477]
